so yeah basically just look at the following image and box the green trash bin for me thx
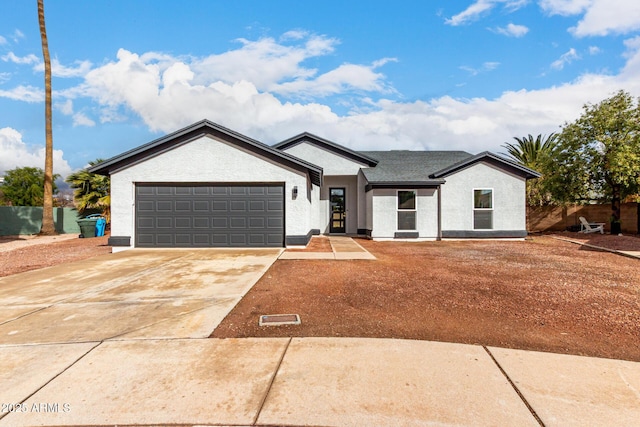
[77,218,98,238]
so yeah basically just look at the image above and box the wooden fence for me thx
[527,203,639,234]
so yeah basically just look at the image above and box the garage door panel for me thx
[135,184,284,247]
[230,201,246,211]
[230,217,246,228]
[156,187,173,196]
[212,201,227,211]
[193,217,210,228]
[191,186,207,195]
[156,201,173,211]
[175,201,191,211]
[268,200,283,211]
[175,217,191,228]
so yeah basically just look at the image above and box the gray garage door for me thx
[135,184,284,247]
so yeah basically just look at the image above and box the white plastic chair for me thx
[578,216,605,234]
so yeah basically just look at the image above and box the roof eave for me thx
[87,120,324,186]
[274,132,379,167]
[364,180,445,192]
[429,151,541,179]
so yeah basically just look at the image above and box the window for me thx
[397,190,416,230]
[473,189,493,229]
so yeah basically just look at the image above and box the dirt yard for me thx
[2,231,639,361]
[212,234,640,362]
[0,234,111,277]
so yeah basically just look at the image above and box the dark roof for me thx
[429,151,541,179]
[359,150,473,185]
[88,120,323,186]
[274,132,379,167]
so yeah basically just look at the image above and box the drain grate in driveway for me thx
[259,314,301,326]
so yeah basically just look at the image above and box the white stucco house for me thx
[90,120,540,249]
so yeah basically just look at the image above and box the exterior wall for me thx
[357,170,368,232]
[370,188,438,239]
[440,162,526,234]
[110,135,312,247]
[318,175,358,234]
[281,142,368,175]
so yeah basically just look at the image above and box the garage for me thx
[135,183,284,248]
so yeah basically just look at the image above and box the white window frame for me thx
[473,188,493,230]
[397,189,417,231]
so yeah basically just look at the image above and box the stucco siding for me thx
[440,162,526,232]
[110,135,312,247]
[281,142,368,175]
[370,188,438,239]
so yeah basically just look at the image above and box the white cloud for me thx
[460,62,501,76]
[12,29,24,42]
[551,48,580,69]
[539,0,590,16]
[0,127,72,178]
[446,0,529,26]
[72,36,640,156]
[272,59,396,97]
[493,23,530,37]
[588,46,602,55]
[1,52,39,65]
[541,0,640,37]
[56,99,74,115]
[190,34,338,91]
[0,85,43,102]
[31,58,93,78]
[5,30,640,162]
[0,36,7,46]
[72,112,96,127]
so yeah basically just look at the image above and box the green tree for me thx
[1,167,59,206]
[65,160,111,222]
[502,133,558,206]
[552,90,640,231]
[38,0,56,235]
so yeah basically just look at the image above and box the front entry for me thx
[330,187,346,233]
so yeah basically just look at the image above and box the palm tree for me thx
[66,160,111,223]
[502,133,558,206]
[503,133,558,170]
[38,0,56,235]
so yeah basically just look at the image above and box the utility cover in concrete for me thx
[259,314,301,326]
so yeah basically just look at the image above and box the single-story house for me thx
[90,119,540,249]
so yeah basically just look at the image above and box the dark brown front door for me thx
[330,187,346,233]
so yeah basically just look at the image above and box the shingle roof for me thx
[359,150,473,183]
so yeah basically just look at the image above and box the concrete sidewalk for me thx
[1,337,639,426]
[1,246,639,426]
[280,236,376,260]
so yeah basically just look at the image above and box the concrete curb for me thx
[550,236,640,260]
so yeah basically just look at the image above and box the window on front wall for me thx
[474,189,493,229]
[397,190,416,230]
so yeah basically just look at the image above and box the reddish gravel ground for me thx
[2,231,639,361]
[0,234,111,277]
[212,234,640,362]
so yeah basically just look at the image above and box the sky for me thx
[2,0,640,180]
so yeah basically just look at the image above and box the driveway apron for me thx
[0,248,281,344]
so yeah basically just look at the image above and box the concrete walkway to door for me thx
[279,236,376,260]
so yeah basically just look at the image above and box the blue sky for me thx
[2,0,640,179]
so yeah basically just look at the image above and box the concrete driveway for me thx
[0,248,281,344]
[2,247,639,426]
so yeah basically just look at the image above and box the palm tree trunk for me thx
[38,0,56,235]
